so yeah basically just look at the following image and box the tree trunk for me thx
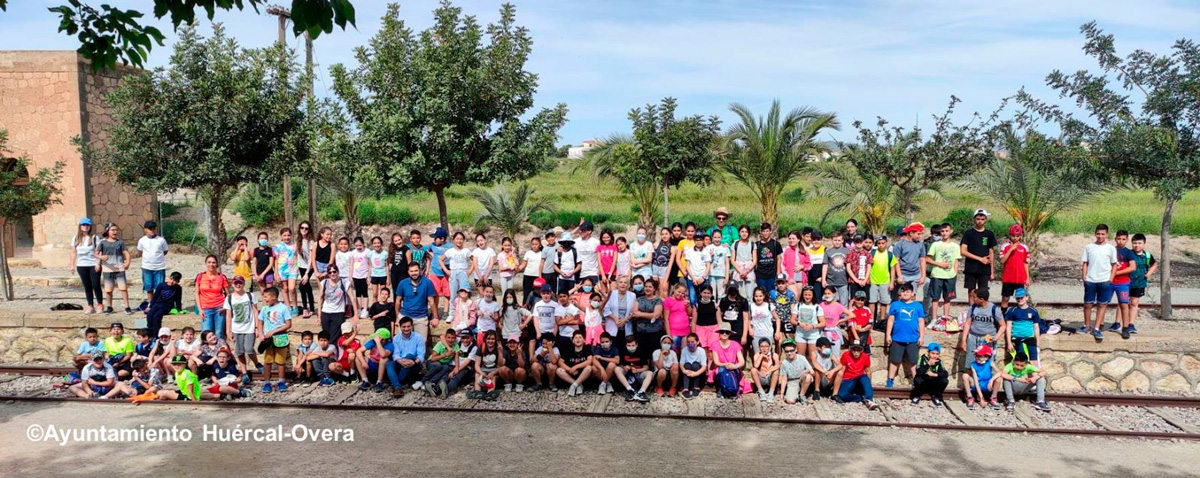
[761,187,779,234]
[903,189,915,224]
[342,191,360,238]
[435,186,449,231]
[1160,197,1175,320]
[0,224,11,300]
[662,184,670,227]
[283,176,293,230]
[308,178,317,230]
[206,185,228,255]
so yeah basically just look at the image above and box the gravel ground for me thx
[0,375,70,397]
[290,382,350,404]
[815,398,888,422]
[607,391,686,415]
[884,399,963,425]
[472,389,537,410]
[707,395,745,417]
[1162,407,1200,430]
[536,390,592,412]
[1086,405,1183,433]
[969,404,1028,428]
[410,389,472,408]
[760,399,820,420]
[1030,404,1102,430]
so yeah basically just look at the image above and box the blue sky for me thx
[2,0,1197,145]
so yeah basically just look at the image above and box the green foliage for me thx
[330,2,568,229]
[0,129,64,299]
[357,200,416,227]
[159,201,184,219]
[45,0,355,70]
[162,219,206,248]
[811,161,939,236]
[232,190,283,229]
[782,186,806,204]
[471,183,554,239]
[530,211,629,232]
[941,208,1007,239]
[309,99,386,237]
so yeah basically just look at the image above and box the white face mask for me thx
[590,300,601,308]
[661,342,671,350]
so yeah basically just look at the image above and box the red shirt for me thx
[841,350,871,380]
[1000,243,1029,284]
[336,336,362,362]
[851,307,873,345]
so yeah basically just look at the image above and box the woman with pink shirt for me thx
[780,231,810,299]
[663,283,693,350]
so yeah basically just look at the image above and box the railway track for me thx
[4,365,1199,441]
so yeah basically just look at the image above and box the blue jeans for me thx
[837,375,874,403]
[686,278,709,305]
[756,276,776,295]
[385,355,422,389]
[201,307,225,338]
[449,270,471,296]
[142,269,165,293]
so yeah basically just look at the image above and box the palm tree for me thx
[812,162,941,236]
[576,134,661,228]
[720,100,840,227]
[471,182,554,239]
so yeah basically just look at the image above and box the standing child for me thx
[807,231,826,290]
[137,220,169,309]
[868,235,898,321]
[350,237,371,317]
[821,232,850,305]
[772,279,798,346]
[470,233,496,289]
[228,236,254,289]
[499,289,532,343]
[1005,288,1042,363]
[334,237,353,295]
[223,275,259,385]
[253,231,275,293]
[474,284,501,344]
[846,235,873,304]
[449,288,478,336]
[441,232,473,305]
[795,286,823,364]
[926,224,961,320]
[597,230,618,289]
[615,237,632,281]
[1108,230,1137,338]
[749,287,780,353]
[1126,234,1157,336]
[819,285,852,359]
[1081,224,1117,340]
[496,237,518,297]
[999,224,1030,310]
[367,236,390,306]
[582,291,604,346]
[885,284,925,388]
[708,231,731,302]
[96,223,132,314]
[959,289,1006,371]
[274,227,300,313]
[256,287,293,393]
[144,271,182,334]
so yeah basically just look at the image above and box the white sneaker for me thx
[598,382,608,395]
[567,383,578,397]
[359,308,369,319]
[504,384,513,392]
[412,381,424,391]
[515,384,524,392]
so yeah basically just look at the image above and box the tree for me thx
[470,182,554,240]
[310,100,385,238]
[811,161,939,237]
[81,25,308,253]
[720,100,840,227]
[1017,22,1200,320]
[962,125,1115,267]
[330,2,568,231]
[578,134,661,228]
[18,0,356,70]
[583,98,720,226]
[842,97,998,222]
[0,130,64,301]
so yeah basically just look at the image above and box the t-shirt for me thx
[541,243,558,274]
[847,248,872,283]
[712,340,743,365]
[695,300,718,327]
[1131,251,1157,289]
[893,239,926,278]
[597,243,617,275]
[427,243,451,276]
[137,235,169,271]
[869,250,896,285]
[709,244,730,278]
[1081,242,1117,283]
[680,345,706,365]
[397,277,436,319]
[367,249,389,277]
[652,242,673,268]
[1113,247,1136,285]
[194,272,229,310]
[502,307,531,337]
[321,279,349,314]
[334,250,352,278]
[175,337,201,355]
[557,303,581,337]
[103,336,134,357]
[619,350,647,368]
[471,247,496,277]
[97,239,126,273]
[663,296,690,336]
[851,307,873,344]
[755,239,782,278]
[476,299,500,332]
[927,240,961,280]
[961,228,997,275]
[808,244,826,265]
[561,345,592,367]
[1004,362,1039,379]
[498,251,518,278]
[576,237,601,277]
[719,297,748,337]
[432,341,458,365]
[258,303,292,335]
[533,300,564,336]
[1005,305,1040,339]
[840,351,870,380]
[684,248,712,279]
[350,249,370,279]
[533,345,558,365]
[652,348,678,369]
[771,289,796,333]
[72,235,100,267]
[749,301,774,338]
[1000,242,1030,284]
[444,247,471,272]
[631,241,654,278]
[795,303,821,334]
[149,282,182,311]
[274,242,298,277]
[887,301,924,343]
[224,292,256,334]
[82,362,116,382]
[556,248,578,277]
[967,303,1005,337]
[824,246,848,286]
[780,355,812,380]
[370,301,397,331]
[522,250,543,276]
[819,301,846,329]
[254,246,275,275]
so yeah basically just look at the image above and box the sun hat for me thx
[713,207,731,219]
[718,322,732,333]
[158,327,172,337]
[340,322,355,334]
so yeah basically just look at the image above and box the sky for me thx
[2,0,1197,145]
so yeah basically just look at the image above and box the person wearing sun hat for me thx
[707,207,737,246]
[554,231,580,292]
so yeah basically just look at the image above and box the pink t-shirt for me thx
[781,246,810,282]
[597,244,617,275]
[819,301,847,328]
[713,339,743,364]
[663,296,691,337]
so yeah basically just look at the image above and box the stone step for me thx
[8,259,42,268]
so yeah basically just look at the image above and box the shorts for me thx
[233,333,256,356]
[206,383,237,394]
[651,265,668,279]
[103,271,127,289]
[370,276,387,286]
[262,343,289,365]
[429,274,450,297]
[353,278,369,298]
[797,330,820,344]
[887,341,918,364]
[624,370,648,384]
[963,273,988,291]
[1130,287,1146,298]
[1113,283,1131,304]
[1001,282,1024,298]
[142,269,165,293]
[1012,336,1039,361]
[279,268,298,281]
[1083,281,1114,304]
[930,277,956,301]
[259,272,275,285]
[92,385,113,395]
[869,283,892,304]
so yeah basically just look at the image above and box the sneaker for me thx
[931,397,943,407]
[427,381,441,397]
[239,389,251,398]
[798,397,808,405]
[1005,401,1015,411]
[567,383,578,397]
[1121,327,1131,340]
[320,377,334,387]
[911,397,921,405]
[358,381,371,391]
[765,394,774,403]
[85,308,95,315]
[504,384,513,392]
[989,398,1000,410]
[668,387,676,397]
[98,395,109,399]
[1077,325,1089,334]
[635,391,650,403]
[865,400,878,411]
[124,307,133,315]
[374,383,385,393]
[625,391,636,402]
[549,384,559,393]
[392,388,405,398]
[656,386,664,396]
[104,306,114,314]
[263,382,274,393]
[241,374,251,386]
[886,378,894,388]
[1128,324,1139,334]
[1107,322,1121,332]
[528,384,542,392]
[1034,401,1051,412]
[438,380,449,398]
[276,381,287,392]
[515,384,524,392]
[1093,328,1104,341]
[256,363,265,375]
[682,389,693,399]
[966,398,976,409]
[412,381,424,391]
[598,382,607,395]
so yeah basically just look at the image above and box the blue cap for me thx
[80,217,93,226]
[540,284,553,292]
[430,227,448,239]
[927,342,942,353]
[1014,288,1028,298]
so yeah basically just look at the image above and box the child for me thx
[909,342,948,406]
[470,233,496,289]
[795,286,823,364]
[885,284,925,388]
[499,289,533,343]
[74,327,104,371]
[749,287,780,354]
[228,236,254,289]
[356,328,393,393]
[253,231,276,293]
[807,231,826,290]
[444,332,478,397]
[812,337,843,400]
[309,331,339,386]
[847,291,873,353]
[615,334,652,402]
[293,331,318,381]
[868,235,898,321]
[771,279,798,346]
[109,358,155,398]
[196,330,226,378]
[751,338,779,402]
[475,284,501,345]
[707,231,730,301]
[960,289,1006,371]
[473,331,502,399]
[350,237,371,317]
[332,322,361,380]
[615,236,633,281]
[367,236,390,307]
[95,223,132,314]
[334,237,353,294]
[499,338,527,392]
[846,234,874,302]
[145,271,183,334]
[208,347,250,398]
[652,334,679,397]
[1108,230,1138,338]
[778,340,814,404]
[1005,288,1042,364]
[133,328,154,360]
[819,285,852,359]
[926,224,961,320]
[678,333,708,399]
[449,288,478,336]
[147,327,174,385]
[1081,224,1117,340]
[555,289,582,351]
[69,351,115,398]
[223,275,259,385]
[553,232,579,293]
[592,332,620,395]
[420,329,459,395]
[963,344,1002,409]
[582,291,604,346]
[137,220,169,308]
[1001,352,1050,412]
[256,287,293,393]
[1126,233,1158,336]
[171,327,202,373]
[274,227,299,313]
[369,288,397,334]
[497,237,518,296]
[556,330,593,397]
[821,232,849,305]
[685,234,715,306]
[836,343,877,410]
[999,224,1030,310]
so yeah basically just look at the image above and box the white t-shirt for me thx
[476,298,500,332]
[750,301,774,338]
[472,247,496,277]
[1082,242,1119,283]
[557,303,581,337]
[175,337,201,355]
[82,362,115,381]
[533,300,564,336]
[557,248,578,276]
[137,235,169,271]
[653,348,679,370]
[223,292,256,334]
[522,250,543,276]
[444,247,471,272]
[576,237,601,277]
[685,248,712,279]
[709,244,730,278]
[631,240,654,277]
[72,235,99,267]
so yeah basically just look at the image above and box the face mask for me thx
[627,346,637,353]
[633,284,644,292]
[258,239,268,247]
[505,298,514,305]
[686,344,697,351]
[636,234,646,241]
[600,343,611,350]
[823,296,834,303]
[820,348,831,356]
[582,286,593,293]
[661,342,671,350]
[590,300,601,308]
[700,297,712,304]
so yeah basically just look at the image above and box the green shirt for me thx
[1004,362,1038,379]
[432,341,456,365]
[104,336,134,356]
[175,368,202,401]
[927,241,961,280]
[869,250,896,285]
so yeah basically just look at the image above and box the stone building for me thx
[0,51,157,266]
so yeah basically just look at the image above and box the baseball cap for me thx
[91,350,106,360]
[80,217,93,226]
[903,222,925,234]
[853,290,867,299]
[848,342,864,351]
[532,277,546,287]
[927,342,942,353]
[876,234,888,242]
[143,220,157,230]
[157,327,172,337]
[231,275,246,285]
[110,322,124,330]
[815,337,833,348]
[852,234,865,243]
[430,227,448,239]
[974,208,991,218]
[540,284,553,292]
[1014,288,1028,298]
[340,322,355,334]
[374,328,392,340]
[1009,224,1024,236]
[580,221,594,231]
[506,337,518,343]
[975,344,994,356]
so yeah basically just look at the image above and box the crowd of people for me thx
[63,208,1159,411]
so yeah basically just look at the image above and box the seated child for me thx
[68,351,115,398]
[293,331,318,381]
[963,344,1002,409]
[750,338,779,402]
[73,327,104,372]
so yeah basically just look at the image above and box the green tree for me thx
[81,25,309,253]
[0,130,64,300]
[330,2,568,231]
[578,134,661,228]
[470,182,554,239]
[812,162,939,237]
[310,100,384,238]
[1017,22,1200,320]
[843,97,998,222]
[15,0,356,70]
[720,100,839,228]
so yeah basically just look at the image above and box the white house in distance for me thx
[567,139,602,159]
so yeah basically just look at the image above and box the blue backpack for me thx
[717,370,739,398]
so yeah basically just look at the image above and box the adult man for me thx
[386,318,425,395]
[893,223,927,301]
[754,222,783,292]
[573,220,601,285]
[708,207,738,246]
[395,262,439,342]
[1081,224,1118,341]
[960,209,997,301]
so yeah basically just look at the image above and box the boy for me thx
[95,223,132,314]
[959,289,1006,369]
[885,284,925,388]
[145,271,183,334]
[208,347,250,398]
[778,340,814,404]
[1081,224,1118,340]
[357,328,393,393]
[925,223,960,320]
[836,343,877,410]
[443,332,478,397]
[137,220,169,308]
[999,224,1030,310]
[615,334,652,403]
[592,332,620,395]
[308,331,338,386]
[74,327,104,371]
[256,287,293,393]
[109,358,155,399]
[847,291,873,353]
[868,235,898,321]
[1107,230,1138,338]
[223,275,260,385]
[292,331,318,382]
[529,332,559,392]
[554,290,581,351]
[558,330,595,397]
[1125,234,1157,336]
[1005,288,1042,363]
[651,334,679,397]
[812,337,843,400]
[909,342,948,406]
[893,223,927,302]
[846,235,873,302]
[772,279,797,344]
[1001,352,1050,412]
[960,209,997,302]
[133,328,154,360]
[420,328,459,396]
[103,322,135,379]
[963,344,1002,409]
[822,232,850,305]
[69,351,115,398]
[332,321,361,380]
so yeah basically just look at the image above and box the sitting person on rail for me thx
[73,327,104,372]
[811,337,843,400]
[592,332,620,395]
[69,351,116,399]
[836,342,878,410]
[778,340,814,404]
[963,344,1002,409]
[529,332,560,392]
[356,328,393,393]
[384,318,425,396]
[498,337,528,392]
[678,332,708,399]
[909,342,948,406]
[1001,352,1051,412]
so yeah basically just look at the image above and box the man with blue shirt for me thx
[396,262,439,343]
[386,318,426,396]
[885,283,925,388]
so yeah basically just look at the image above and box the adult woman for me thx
[317,265,357,339]
[631,279,665,358]
[518,237,544,304]
[691,285,720,349]
[663,283,692,350]
[731,225,758,301]
[651,228,673,292]
[603,276,637,346]
[194,255,230,338]
[69,218,103,314]
[296,221,316,318]
[711,323,746,399]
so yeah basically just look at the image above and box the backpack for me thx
[717,369,740,398]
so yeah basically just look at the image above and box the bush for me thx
[162,219,205,247]
[782,186,806,204]
[530,210,630,232]
[358,200,417,227]
[159,201,185,219]
[232,191,283,228]
[941,207,1008,238]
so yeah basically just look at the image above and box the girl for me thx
[273,227,299,313]
[334,237,353,297]
[630,227,654,281]
[572,277,597,312]
[367,236,389,302]
[449,288,478,336]
[781,231,810,299]
[388,233,407,296]
[663,283,692,350]
[709,230,731,302]
[819,285,852,359]
[614,237,632,280]
[679,333,708,398]
[473,331,502,399]
[691,285,719,350]
[499,289,532,343]
[749,287,779,351]
[440,232,472,301]
[194,255,229,339]
[597,230,618,288]
[252,231,275,293]
[197,330,226,379]
[229,235,254,288]
[297,222,316,318]
[651,228,673,290]
[350,237,371,316]
[795,286,824,365]
[582,291,604,346]
[475,284,501,345]
[496,237,518,297]
[518,237,543,304]
[469,233,496,289]
[69,218,103,314]
[499,337,527,392]
[311,227,333,281]
[653,334,680,397]
[751,338,779,402]
[731,225,758,301]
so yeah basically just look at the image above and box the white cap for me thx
[973,208,990,218]
[158,327,172,337]
[341,322,355,334]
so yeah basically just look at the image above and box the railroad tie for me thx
[331,385,359,405]
[587,394,612,414]
[1066,403,1122,431]
[741,393,763,419]
[878,401,899,423]
[685,394,706,417]
[1146,408,1200,434]
[944,399,986,427]
[1013,402,1038,428]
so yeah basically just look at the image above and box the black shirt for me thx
[695,300,718,327]
[719,297,748,337]
[620,351,646,368]
[755,239,782,277]
[390,246,409,280]
[253,246,273,275]
[560,345,592,367]
[503,348,525,369]
[370,301,396,331]
[961,228,997,275]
